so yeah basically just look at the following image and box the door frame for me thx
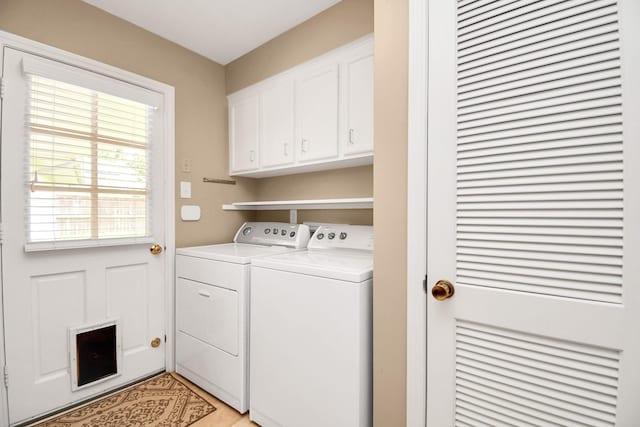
[406,0,428,426]
[0,30,176,426]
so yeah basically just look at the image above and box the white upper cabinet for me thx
[344,53,373,156]
[227,34,373,178]
[229,94,259,173]
[261,79,295,168]
[296,63,339,163]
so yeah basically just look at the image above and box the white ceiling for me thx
[82,0,342,65]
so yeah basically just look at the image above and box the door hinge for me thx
[0,77,5,99]
[4,366,8,388]
[423,274,428,294]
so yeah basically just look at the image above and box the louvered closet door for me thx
[427,0,640,425]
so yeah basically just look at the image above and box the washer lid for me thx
[176,243,296,264]
[251,248,373,282]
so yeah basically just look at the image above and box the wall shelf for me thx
[222,197,373,223]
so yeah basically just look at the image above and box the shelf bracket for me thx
[289,209,298,224]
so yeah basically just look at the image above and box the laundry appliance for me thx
[175,222,311,413]
[250,224,373,427]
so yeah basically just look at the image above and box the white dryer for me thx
[250,224,373,427]
[175,222,310,413]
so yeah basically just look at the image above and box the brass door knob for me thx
[151,337,161,348]
[150,244,163,255]
[432,280,455,300]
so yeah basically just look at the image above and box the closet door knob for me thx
[432,280,455,301]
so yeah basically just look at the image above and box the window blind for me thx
[25,74,153,248]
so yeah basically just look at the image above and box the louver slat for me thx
[455,322,620,426]
[458,0,616,47]
[456,0,624,304]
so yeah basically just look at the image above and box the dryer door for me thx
[177,278,238,355]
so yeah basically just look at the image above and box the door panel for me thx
[345,54,373,155]
[33,272,86,378]
[106,264,150,353]
[296,64,339,162]
[1,48,166,424]
[427,0,640,424]
[229,95,259,172]
[261,79,294,168]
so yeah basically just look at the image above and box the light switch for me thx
[180,181,191,199]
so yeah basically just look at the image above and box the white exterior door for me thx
[1,48,167,424]
[296,64,339,162]
[427,0,640,425]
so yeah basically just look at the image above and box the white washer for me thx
[250,224,373,427]
[175,222,310,413]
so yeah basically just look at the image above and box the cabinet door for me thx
[345,54,374,155]
[261,80,294,168]
[229,95,259,173]
[296,64,339,163]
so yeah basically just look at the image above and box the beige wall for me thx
[253,166,373,224]
[225,0,374,94]
[225,0,374,226]
[225,1,410,425]
[373,0,408,426]
[0,0,257,248]
[1,1,409,424]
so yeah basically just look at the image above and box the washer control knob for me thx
[339,232,348,240]
[328,232,336,240]
[273,228,278,234]
[264,228,271,234]
[289,231,296,238]
[317,233,325,240]
[281,229,287,236]
[242,227,252,236]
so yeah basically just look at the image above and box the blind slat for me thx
[26,73,153,244]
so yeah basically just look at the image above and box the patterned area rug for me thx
[35,373,216,427]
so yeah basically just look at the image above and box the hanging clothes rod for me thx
[203,178,236,185]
